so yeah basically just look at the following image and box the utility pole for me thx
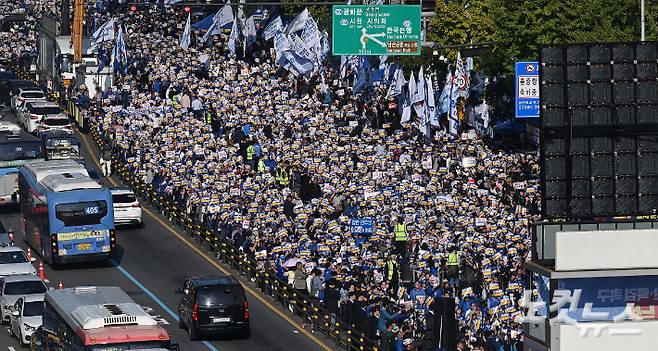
[641,0,646,41]
[72,0,84,63]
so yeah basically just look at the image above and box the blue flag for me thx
[353,56,373,95]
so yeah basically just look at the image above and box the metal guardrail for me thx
[67,100,86,131]
[84,114,383,351]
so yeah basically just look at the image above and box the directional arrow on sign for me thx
[360,28,387,49]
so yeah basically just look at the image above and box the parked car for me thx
[35,115,72,136]
[41,129,82,160]
[18,101,64,134]
[110,187,143,227]
[9,294,43,345]
[11,88,45,112]
[0,219,15,247]
[0,120,20,135]
[0,274,46,323]
[0,247,37,278]
[0,79,36,107]
[177,275,250,340]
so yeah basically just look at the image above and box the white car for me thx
[0,120,20,135]
[11,88,45,112]
[111,187,143,227]
[9,295,43,345]
[18,101,64,134]
[0,274,46,323]
[36,115,72,136]
[0,247,37,278]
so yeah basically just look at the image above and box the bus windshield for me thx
[86,341,172,350]
[0,141,45,162]
[55,201,108,226]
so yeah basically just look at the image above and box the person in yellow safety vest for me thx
[385,254,400,293]
[257,157,267,173]
[446,246,459,286]
[171,94,181,108]
[246,143,256,170]
[204,111,212,125]
[393,217,407,258]
[276,166,289,187]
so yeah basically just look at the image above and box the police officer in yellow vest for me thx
[257,156,267,173]
[275,165,290,187]
[384,253,400,293]
[246,143,256,170]
[393,217,408,258]
[446,246,459,286]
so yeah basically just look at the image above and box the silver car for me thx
[9,294,43,345]
[0,274,46,323]
[0,247,36,278]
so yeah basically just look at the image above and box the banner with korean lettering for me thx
[350,218,375,236]
[515,61,539,118]
[556,275,658,322]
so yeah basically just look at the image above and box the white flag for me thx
[90,18,115,48]
[217,2,235,27]
[227,19,238,56]
[408,72,417,104]
[180,14,191,50]
[242,15,257,48]
[115,25,127,60]
[263,16,282,41]
[386,67,404,99]
[285,8,308,35]
[203,4,234,43]
[427,75,439,127]
[414,66,425,104]
[301,15,319,49]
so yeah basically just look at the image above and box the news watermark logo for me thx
[521,289,645,337]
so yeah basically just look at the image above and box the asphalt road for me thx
[0,106,333,351]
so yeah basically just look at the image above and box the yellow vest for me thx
[386,260,396,280]
[394,223,407,241]
[246,145,255,160]
[447,252,459,266]
[258,159,266,173]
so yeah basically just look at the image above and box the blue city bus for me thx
[0,130,45,205]
[18,160,116,265]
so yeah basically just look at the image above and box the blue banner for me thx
[556,275,658,322]
[515,61,539,118]
[350,218,374,236]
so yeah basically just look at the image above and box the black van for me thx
[176,275,250,340]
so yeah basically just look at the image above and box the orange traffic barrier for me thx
[38,261,47,281]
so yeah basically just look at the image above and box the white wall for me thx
[555,229,658,271]
[553,320,658,351]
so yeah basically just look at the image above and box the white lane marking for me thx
[9,347,16,351]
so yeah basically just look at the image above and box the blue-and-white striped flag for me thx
[180,14,191,50]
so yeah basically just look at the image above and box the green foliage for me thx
[428,0,642,74]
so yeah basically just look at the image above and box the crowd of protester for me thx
[3,2,539,350]
[0,0,62,62]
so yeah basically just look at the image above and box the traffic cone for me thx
[27,248,32,262]
[58,282,63,290]
[38,261,47,282]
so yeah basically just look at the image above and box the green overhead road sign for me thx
[331,5,421,56]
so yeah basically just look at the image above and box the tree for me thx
[428,0,496,61]
[490,0,640,72]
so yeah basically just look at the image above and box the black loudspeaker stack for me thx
[541,42,658,219]
[432,297,457,350]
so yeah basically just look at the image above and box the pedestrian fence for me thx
[85,115,384,351]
